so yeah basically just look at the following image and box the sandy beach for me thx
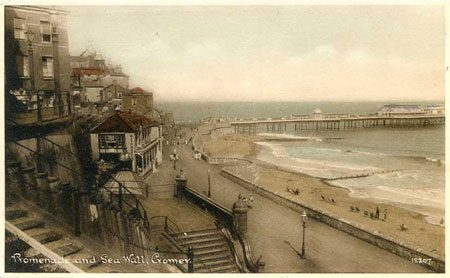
[200,133,445,259]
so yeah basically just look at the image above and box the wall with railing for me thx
[4,119,175,267]
[9,104,72,125]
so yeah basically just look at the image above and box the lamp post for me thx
[301,211,307,259]
[207,169,211,197]
[172,148,178,170]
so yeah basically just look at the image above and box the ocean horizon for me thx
[156,100,444,123]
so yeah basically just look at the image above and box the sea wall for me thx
[221,168,445,273]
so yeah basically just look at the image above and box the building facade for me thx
[90,111,163,176]
[5,5,72,124]
[70,48,129,107]
[122,87,154,118]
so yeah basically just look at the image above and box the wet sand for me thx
[200,133,445,259]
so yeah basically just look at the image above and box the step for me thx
[193,246,228,256]
[195,258,235,270]
[53,243,83,257]
[15,219,45,231]
[6,209,27,220]
[177,232,225,243]
[183,241,227,250]
[41,238,74,252]
[174,228,221,240]
[25,227,52,237]
[32,231,62,244]
[195,252,231,263]
[180,234,224,245]
[197,262,237,273]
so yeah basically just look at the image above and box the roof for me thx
[131,87,145,93]
[72,67,104,76]
[104,83,127,91]
[104,171,145,196]
[126,87,153,96]
[91,111,159,133]
[377,104,425,113]
[312,108,323,114]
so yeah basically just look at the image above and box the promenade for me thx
[170,126,430,273]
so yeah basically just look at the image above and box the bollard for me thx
[232,195,249,234]
[175,170,187,198]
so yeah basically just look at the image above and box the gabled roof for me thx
[91,111,159,133]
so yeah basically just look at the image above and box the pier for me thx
[231,114,445,134]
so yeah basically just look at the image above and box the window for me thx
[42,56,54,78]
[14,18,26,40]
[40,21,51,42]
[16,56,29,77]
[132,97,137,106]
[99,134,125,149]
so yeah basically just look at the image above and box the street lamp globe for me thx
[302,211,307,224]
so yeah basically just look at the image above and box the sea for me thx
[158,101,445,224]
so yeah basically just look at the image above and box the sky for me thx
[64,5,445,102]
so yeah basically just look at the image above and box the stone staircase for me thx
[173,228,240,273]
[5,206,113,273]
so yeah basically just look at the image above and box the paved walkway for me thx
[172,126,431,273]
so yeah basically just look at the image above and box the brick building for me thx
[122,87,154,118]
[5,5,73,123]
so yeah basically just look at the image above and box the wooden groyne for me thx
[322,169,402,181]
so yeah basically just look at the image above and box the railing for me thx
[6,118,151,230]
[9,104,71,125]
[149,215,181,235]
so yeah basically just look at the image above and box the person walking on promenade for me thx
[375,206,380,219]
